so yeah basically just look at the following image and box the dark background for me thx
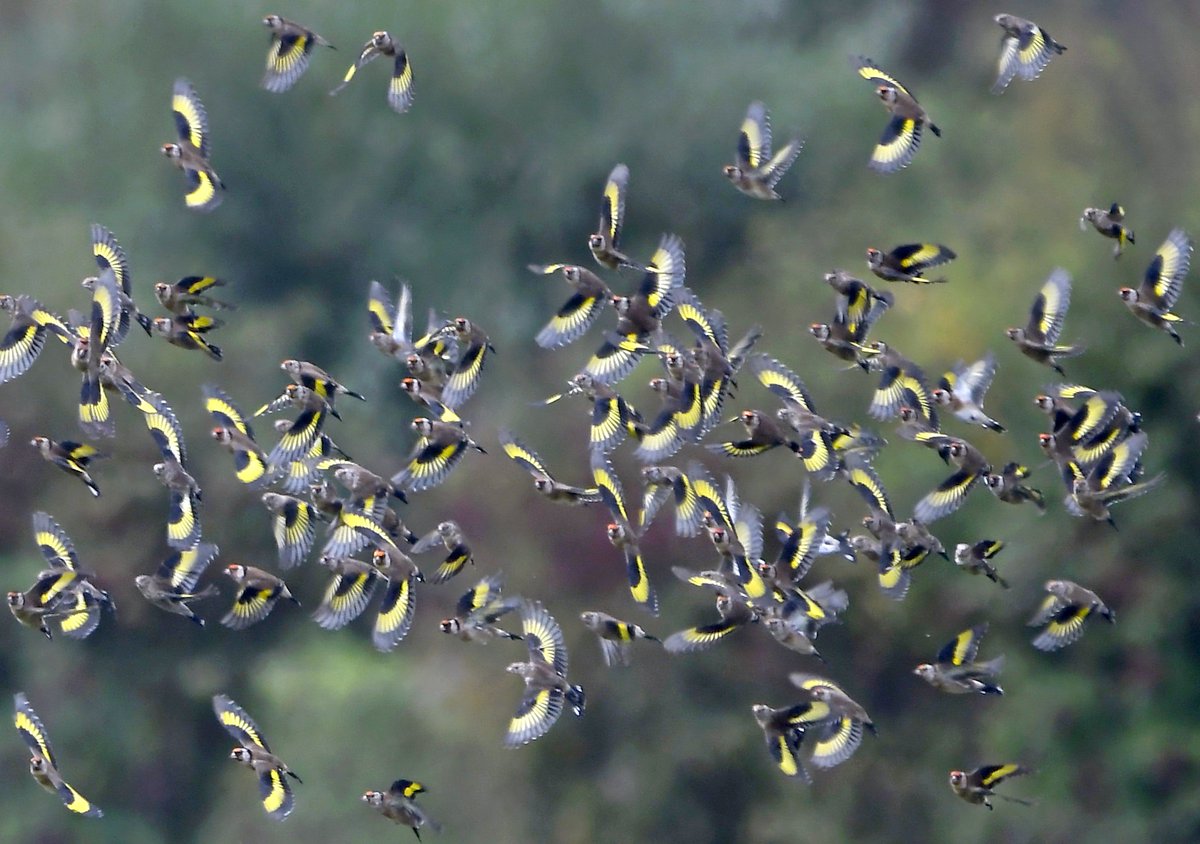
[0,2,1197,841]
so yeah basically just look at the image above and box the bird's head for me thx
[808,323,831,341]
[225,563,247,580]
[229,747,253,765]
[411,417,434,437]
[723,164,742,181]
[161,143,182,160]
[506,662,532,678]
[1045,579,1068,597]
[808,685,835,702]
[750,704,775,727]
[1117,287,1138,303]
[439,618,461,635]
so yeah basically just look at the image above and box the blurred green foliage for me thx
[0,1,1198,841]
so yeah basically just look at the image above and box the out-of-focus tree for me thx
[0,1,1197,841]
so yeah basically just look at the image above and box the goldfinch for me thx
[914,624,1005,695]
[363,779,442,839]
[162,78,224,211]
[331,31,414,113]
[439,573,521,644]
[950,764,1032,808]
[136,543,220,626]
[992,14,1066,94]
[723,101,803,200]
[212,694,300,821]
[13,693,102,817]
[220,564,299,630]
[1118,228,1192,345]
[855,57,940,173]
[504,600,584,747]
[1029,579,1114,651]
[580,610,660,667]
[261,15,334,93]
[1080,203,1134,258]
[1006,268,1083,375]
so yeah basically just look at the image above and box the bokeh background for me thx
[1,1,1198,841]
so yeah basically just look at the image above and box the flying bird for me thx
[723,101,803,200]
[1006,268,1083,375]
[950,763,1032,809]
[363,779,442,839]
[1080,203,1134,258]
[855,57,940,173]
[331,31,414,113]
[220,564,300,630]
[136,543,220,627]
[1118,228,1192,345]
[932,352,1005,432]
[31,437,106,497]
[914,624,1005,695]
[580,610,660,667]
[212,694,301,821]
[866,244,956,285]
[588,163,643,272]
[504,601,585,747]
[1029,579,1114,651]
[261,15,334,93]
[162,78,224,211]
[13,693,102,818]
[439,573,521,644]
[992,14,1066,94]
